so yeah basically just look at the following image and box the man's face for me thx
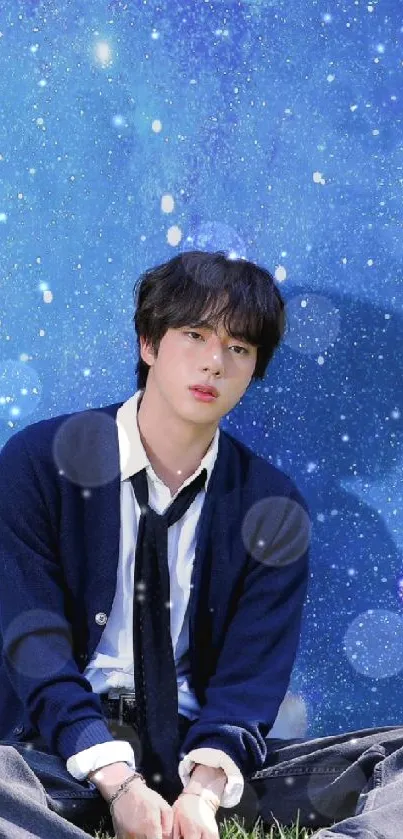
[139,322,258,423]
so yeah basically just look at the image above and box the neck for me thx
[136,386,217,492]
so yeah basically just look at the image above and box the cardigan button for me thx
[95,612,108,626]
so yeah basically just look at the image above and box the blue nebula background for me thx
[1,0,403,738]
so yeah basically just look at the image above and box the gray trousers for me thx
[2,721,403,839]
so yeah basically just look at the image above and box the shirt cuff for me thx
[66,740,136,781]
[178,747,244,808]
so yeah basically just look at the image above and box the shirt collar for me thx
[116,389,220,494]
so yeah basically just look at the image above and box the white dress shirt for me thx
[66,389,244,807]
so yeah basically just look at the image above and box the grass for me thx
[93,813,318,838]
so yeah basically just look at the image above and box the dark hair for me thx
[133,250,286,390]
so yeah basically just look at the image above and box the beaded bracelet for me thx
[108,771,147,811]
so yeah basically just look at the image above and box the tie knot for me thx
[130,468,207,526]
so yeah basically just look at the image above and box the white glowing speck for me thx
[151,119,162,133]
[167,225,182,246]
[95,41,112,65]
[317,356,325,366]
[112,114,126,128]
[275,265,287,283]
[323,13,332,23]
[0,212,7,222]
[38,79,47,87]
[161,194,175,213]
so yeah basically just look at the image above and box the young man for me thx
[0,249,310,838]
[1,250,400,839]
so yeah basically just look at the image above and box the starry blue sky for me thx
[1,0,403,738]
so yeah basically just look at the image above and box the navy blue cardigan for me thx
[0,400,310,779]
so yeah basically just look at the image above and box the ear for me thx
[139,334,156,366]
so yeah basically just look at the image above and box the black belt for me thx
[99,690,194,739]
[99,690,139,728]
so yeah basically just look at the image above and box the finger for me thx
[172,809,181,839]
[161,804,174,838]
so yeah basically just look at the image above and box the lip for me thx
[189,388,218,403]
[189,385,219,397]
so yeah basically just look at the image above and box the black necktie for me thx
[129,466,208,786]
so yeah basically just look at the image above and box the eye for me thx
[184,331,249,355]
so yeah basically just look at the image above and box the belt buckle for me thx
[107,689,136,726]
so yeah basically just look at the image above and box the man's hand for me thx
[171,793,219,839]
[110,778,174,839]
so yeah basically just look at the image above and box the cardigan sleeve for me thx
[180,485,311,779]
[178,746,244,807]
[0,429,116,759]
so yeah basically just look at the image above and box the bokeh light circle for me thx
[52,411,123,488]
[2,609,73,679]
[182,220,246,257]
[343,609,403,678]
[283,294,341,355]
[306,751,368,819]
[241,495,311,567]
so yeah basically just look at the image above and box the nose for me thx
[201,337,225,373]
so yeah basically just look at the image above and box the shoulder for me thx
[0,401,124,472]
[221,428,310,519]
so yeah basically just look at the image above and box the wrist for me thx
[88,762,139,800]
[186,763,227,800]
[180,786,221,813]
